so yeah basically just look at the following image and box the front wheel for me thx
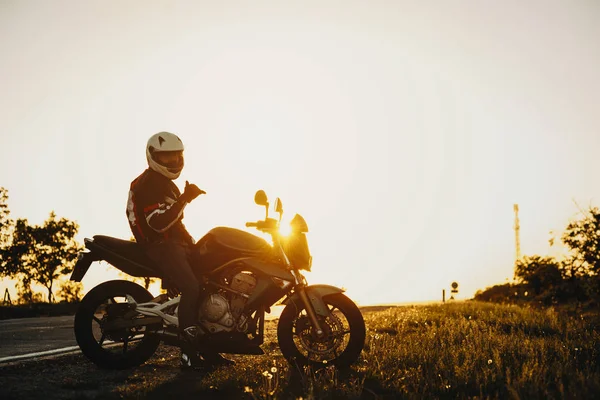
[74,280,162,369]
[277,293,365,369]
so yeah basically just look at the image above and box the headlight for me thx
[290,213,309,233]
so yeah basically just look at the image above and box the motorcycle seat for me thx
[91,235,161,278]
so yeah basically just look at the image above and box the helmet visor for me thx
[153,150,184,170]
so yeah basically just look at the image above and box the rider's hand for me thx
[180,181,205,203]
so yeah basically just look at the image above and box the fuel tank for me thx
[193,227,274,271]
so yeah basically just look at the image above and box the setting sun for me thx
[277,220,293,237]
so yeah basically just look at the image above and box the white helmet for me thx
[146,131,185,179]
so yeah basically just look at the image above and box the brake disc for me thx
[294,312,345,356]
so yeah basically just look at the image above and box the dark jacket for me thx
[126,168,195,245]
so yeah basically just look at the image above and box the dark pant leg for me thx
[144,242,200,330]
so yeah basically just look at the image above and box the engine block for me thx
[230,272,257,294]
[199,294,234,333]
[230,272,257,319]
[201,293,229,322]
[197,273,257,334]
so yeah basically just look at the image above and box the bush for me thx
[0,302,78,320]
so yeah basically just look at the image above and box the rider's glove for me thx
[180,181,205,204]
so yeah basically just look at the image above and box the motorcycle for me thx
[70,190,366,370]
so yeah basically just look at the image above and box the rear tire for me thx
[277,293,365,369]
[74,280,161,369]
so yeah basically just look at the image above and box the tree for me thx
[561,206,600,302]
[3,213,82,303]
[0,188,11,238]
[29,212,83,303]
[58,280,83,303]
[562,206,600,276]
[2,218,35,300]
[16,277,34,304]
[0,187,14,268]
[1,190,34,300]
[514,255,563,296]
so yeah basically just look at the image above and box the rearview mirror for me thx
[274,198,283,214]
[254,190,268,207]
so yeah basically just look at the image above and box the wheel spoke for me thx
[123,336,129,353]
[282,297,364,367]
[99,333,106,346]
[330,329,351,340]
[333,342,340,358]
[93,316,102,324]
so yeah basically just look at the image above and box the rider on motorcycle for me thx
[126,131,234,369]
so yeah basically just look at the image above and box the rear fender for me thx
[282,284,345,317]
[70,250,100,282]
[73,237,161,280]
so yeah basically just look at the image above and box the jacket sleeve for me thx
[144,200,187,233]
[179,221,196,245]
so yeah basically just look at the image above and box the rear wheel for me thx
[277,293,365,369]
[74,280,161,369]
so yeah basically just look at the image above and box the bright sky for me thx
[1,0,599,305]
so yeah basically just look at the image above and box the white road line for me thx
[0,346,81,363]
[0,338,145,364]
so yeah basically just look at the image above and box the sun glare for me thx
[278,220,292,237]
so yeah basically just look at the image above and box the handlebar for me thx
[245,218,278,230]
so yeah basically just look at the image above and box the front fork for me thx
[273,233,325,337]
[298,286,325,337]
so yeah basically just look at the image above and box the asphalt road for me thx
[0,315,76,359]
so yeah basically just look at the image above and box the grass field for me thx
[2,301,599,399]
[148,301,600,399]
[357,301,600,399]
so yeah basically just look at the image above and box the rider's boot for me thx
[180,325,236,368]
[179,325,203,370]
[180,351,203,369]
[200,351,236,367]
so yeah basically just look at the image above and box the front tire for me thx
[277,293,365,369]
[74,280,161,369]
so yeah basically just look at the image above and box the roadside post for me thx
[451,282,459,300]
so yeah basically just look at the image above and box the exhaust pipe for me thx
[153,329,181,346]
